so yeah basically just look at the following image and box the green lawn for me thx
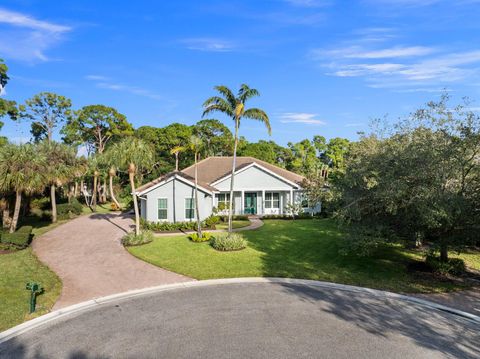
[128,219,473,294]
[0,248,62,331]
[215,220,251,230]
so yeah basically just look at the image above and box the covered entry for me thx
[244,192,257,214]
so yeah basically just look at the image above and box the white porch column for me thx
[290,189,293,215]
[241,190,244,215]
[280,192,283,214]
[262,190,265,215]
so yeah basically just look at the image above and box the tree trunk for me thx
[109,172,122,210]
[92,173,98,212]
[51,184,57,223]
[1,198,11,230]
[175,153,179,171]
[194,153,202,238]
[10,191,22,233]
[228,117,239,232]
[74,181,79,197]
[440,242,449,262]
[101,178,107,203]
[129,168,140,236]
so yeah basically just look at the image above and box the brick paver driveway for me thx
[32,212,191,309]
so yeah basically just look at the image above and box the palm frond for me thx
[202,96,234,118]
[243,108,271,135]
[238,84,260,103]
[213,85,237,108]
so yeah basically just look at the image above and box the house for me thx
[135,156,320,223]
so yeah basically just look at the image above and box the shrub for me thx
[262,213,314,220]
[57,200,83,220]
[204,215,220,228]
[140,219,212,232]
[219,215,249,222]
[210,232,247,251]
[122,230,154,247]
[1,226,33,249]
[189,232,212,242]
[425,255,466,276]
[110,202,121,211]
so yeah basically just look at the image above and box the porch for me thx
[214,190,299,216]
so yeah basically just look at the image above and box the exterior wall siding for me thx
[140,178,212,223]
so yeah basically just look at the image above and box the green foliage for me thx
[56,200,83,220]
[335,94,480,261]
[189,232,212,242]
[193,119,233,157]
[238,140,290,166]
[140,218,213,232]
[121,230,154,247]
[210,232,247,251]
[426,254,466,276]
[18,92,72,142]
[62,104,133,154]
[1,226,32,248]
[219,215,249,221]
[204,215,221,228]
[262,213,314,220]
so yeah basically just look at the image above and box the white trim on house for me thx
[136,173,215,197]
[210,162,302,189]
[157,197,168,221]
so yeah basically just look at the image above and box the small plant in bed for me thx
[122,231,154,247]
[189,232,212,243]
[210,232,247,252]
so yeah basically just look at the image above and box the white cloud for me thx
[0,8,71,62]
[86,75,164,100]
[0,8,70,32]
[181,38,235,52]
[279,112,326,125]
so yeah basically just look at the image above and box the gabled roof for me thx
[136,156,305,195]
[181,156,305,187]
[136,171,217,195]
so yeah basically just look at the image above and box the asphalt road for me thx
[1,282,479,359]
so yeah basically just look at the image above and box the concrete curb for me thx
[1,277,479,345]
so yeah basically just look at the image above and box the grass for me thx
[0,248,62,332]
[215,220,251,230]
[128,219,472,294]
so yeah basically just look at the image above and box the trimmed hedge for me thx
[122,231,154,247]
[140,218,214,232]
[262,213,316,220]
[0,226,33,249]
[57,198,83,220]
[219,215,249,222]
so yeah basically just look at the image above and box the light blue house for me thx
[135,156,320,223]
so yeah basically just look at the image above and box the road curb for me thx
[1,277,479,344]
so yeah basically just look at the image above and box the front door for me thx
[244,193,257,215]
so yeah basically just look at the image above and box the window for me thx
[265,192,280,209]
[215,193,230,209]
[157,198,168,220]
[185,198,195,219]
[300,193,310,208]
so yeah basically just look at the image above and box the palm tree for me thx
[0,144,46,232]
[203,84,271,232]
[189,136,203,238]
[170,145,186,171]
[39,141,77,223]
[107,138,155,235]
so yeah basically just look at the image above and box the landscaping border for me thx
[1,277,478,345]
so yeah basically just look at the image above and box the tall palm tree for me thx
[170,145,186,171]
[189,136,203,238]
[38,141,77,223]
[98,153,122,210]
[0,143,46,232]
[203,84,270,232]
[107,138,155,235]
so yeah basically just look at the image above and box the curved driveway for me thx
[1,281,479,358]
[32,212,191,309]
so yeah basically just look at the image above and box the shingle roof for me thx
[181,156,305,187]
[136,156,305,195]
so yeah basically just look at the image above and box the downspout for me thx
[173,175,177,223]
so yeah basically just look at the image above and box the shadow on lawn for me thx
[246,219,461,293]
[277,283,480,358]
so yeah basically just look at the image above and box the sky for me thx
[1,0,480,146]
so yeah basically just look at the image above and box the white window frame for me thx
[185,197,195,220]
[264,192,280,209]
[157,198,168,221]
[215,193,231,207]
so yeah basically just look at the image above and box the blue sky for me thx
[1,0,480,146]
